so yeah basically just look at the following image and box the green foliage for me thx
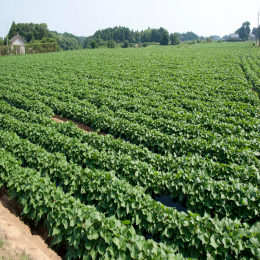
[93,26,140,43]
[50,31,81,50]
[122,40,129,48]
[24,42,57,54]
[107,39,116,48]
[0,37,3,46]
[78,36,87,43]
[3,36,9,46]
[177,31,199,42]
[0,43,260,259]
[170,33,180,45]
[206,37,212,43]
[10,23,49,43]
[91,40,98,49]
[236,21,251,40]
[160,34,169,45]
[0,148,183,259]
[142,27,169,43]
[8,21,17,39]
[141,42,157,47]
[209,35,221,40]
[252,26,259,39]
[0,45,25,56]
[6,22,81,51]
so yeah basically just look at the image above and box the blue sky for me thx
[0,0,259,39]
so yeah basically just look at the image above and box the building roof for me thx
[10,34,26,44]
[230,33,239,38]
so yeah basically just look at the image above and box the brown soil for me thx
[52,114,107,136]
[0,190,61,260]
[0,226,34,260]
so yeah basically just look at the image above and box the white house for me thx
[249,33,256,40]
[229,34,240,41]
[10,34,26,54]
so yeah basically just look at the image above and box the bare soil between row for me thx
[0,189,61,260]
[52,114,107,136]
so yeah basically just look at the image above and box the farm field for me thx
[0,42,260,259]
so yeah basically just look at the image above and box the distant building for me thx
[228,34,240,40]
[222,35,229,41]
[224,33,240,42]
[10,34,26,54]
[249,33,256,40]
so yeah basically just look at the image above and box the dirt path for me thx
[52,114,107,136]
[0,190,61,260]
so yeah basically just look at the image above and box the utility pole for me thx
[6,23,7,46]
[256,18,258,46]
[256,12,260,46]
[5,22,8,55]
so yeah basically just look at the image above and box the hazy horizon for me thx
[1,0,260,39]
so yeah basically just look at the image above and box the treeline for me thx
[176,31,202,41]
[2,22,82,51]
[83,26,202,48]
[1,22,205,51]
[50,31,81,50]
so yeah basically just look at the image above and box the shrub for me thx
[91,40,98,49]
[122,40,129,48]
[171,34,180,45]
[160,34,169,45]
[107,39,116,48]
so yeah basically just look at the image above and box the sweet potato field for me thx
[0,42,260,259]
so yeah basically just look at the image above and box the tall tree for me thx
[91,40,98,49]
[170,33,180,45]
[236,21,250,40]
[160,33,169,45]
[252,26,259,39]
[8,21,17,39]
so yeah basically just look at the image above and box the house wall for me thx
[12,38,25,46]
[11,38,25,54]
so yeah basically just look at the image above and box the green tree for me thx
[3,37,9,45]
[252,26,259,39]
[236,21,250,40]
[0,37,3,46]
[8,21,17,39]
[142,29,151,42]
[160,34,169,45]
[206,37,212,43]
[41,37,57,43]
[122,40,129,48]
[91,40,98,49]
[170,33,180,45]
[107,39,116,48]
[177,31,199,42]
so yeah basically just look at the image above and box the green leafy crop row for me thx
[0,113,259,222]
[0,100,259,187]
[0,148,186,260]
[1,85,259,169]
